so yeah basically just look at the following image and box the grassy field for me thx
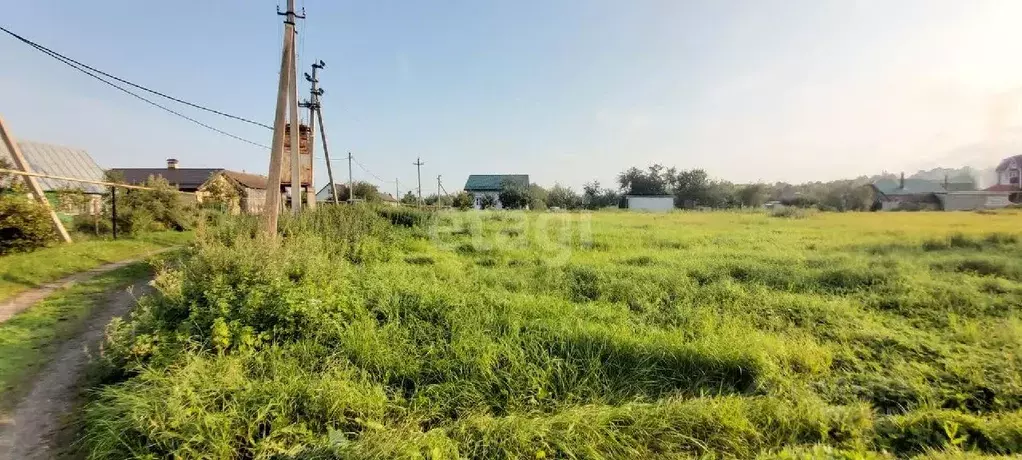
[0,263,152,410]
[81,208,1022,458]
[0,231,193,302]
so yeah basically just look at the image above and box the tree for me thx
[480,194,497,209]
[425,193,453,207]
[582,180,621,209]
[546,184,582,209]
[401,191,418,205]
[452,191,474,210]
[118,176,192,233]
[498,180,530,209]
[705,180,739,208]
[672,169,711,208]
[738,184,768,208]
[617,164,674,196]
[327,181,380,202]
[528,183,548,211]
[201,174,240,212]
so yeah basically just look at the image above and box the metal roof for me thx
[463,174,529,191]
[109,168,221,190]
[871,178,947,196]
[219,170,268,190]
[0,140,105,193]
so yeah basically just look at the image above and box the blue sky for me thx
[3,1,1022,193]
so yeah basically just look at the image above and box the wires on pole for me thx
[0,25,274,131]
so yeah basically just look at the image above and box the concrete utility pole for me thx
[303,60,324,209]
[395,178,399,201]
[0,116,71,242]
[303,60,337,205]
[347,152,354,203]
[287,41,301,214]
[436,174,442,209]
[315,108,339,205]
[413,157,424,207]
[263,0,303,236]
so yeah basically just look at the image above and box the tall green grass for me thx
[81,208,1022,458]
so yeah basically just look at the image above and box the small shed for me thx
[198,170,268,214]
[625,195,674,211]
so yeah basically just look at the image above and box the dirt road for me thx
[0,278,151,459]
[0,249,171,324]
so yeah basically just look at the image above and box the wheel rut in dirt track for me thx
[0,278,152,460]
[0,248,172,324]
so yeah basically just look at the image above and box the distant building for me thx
[379,192,400,207]
[197,170,268,214]
[872,174,1012,211]
[315,184,400,206]
[871,176,945,211]
[316,183,347,202]
[463,174,529,209]
[111,159,220,193]
[984,155,1022,203]
[0,140,106,214]
[994,155,1021,188]
[624,195,674,211]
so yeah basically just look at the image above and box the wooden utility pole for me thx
[347,152,354,202]
[262,0,303,236]
[413,157,424,207]
[0,116,71,242]
[314,108,339,205]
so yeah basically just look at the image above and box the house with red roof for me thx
[984,155,1022,202]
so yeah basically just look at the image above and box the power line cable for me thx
[351,156,394,184]
[0,24,273,130]
[19,40,271,149]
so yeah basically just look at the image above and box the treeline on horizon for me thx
[335,164,989,212]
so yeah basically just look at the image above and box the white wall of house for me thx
[469,191,502,209]
[999,169,1020,186]
[625,195,674,211]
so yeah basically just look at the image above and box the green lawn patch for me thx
[0,263,152,409]
[0,231,191,302]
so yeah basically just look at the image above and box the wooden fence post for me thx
[0,116,72,242]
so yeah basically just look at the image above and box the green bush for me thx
[452,191,474,210]
[0,193,54,254]
[375,206,433,228]
[114,176,195,233]
[71,213,112,236]
[771,206,809,219]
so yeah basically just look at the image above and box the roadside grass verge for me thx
[0,231,192,302]
[0,262,153,411]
